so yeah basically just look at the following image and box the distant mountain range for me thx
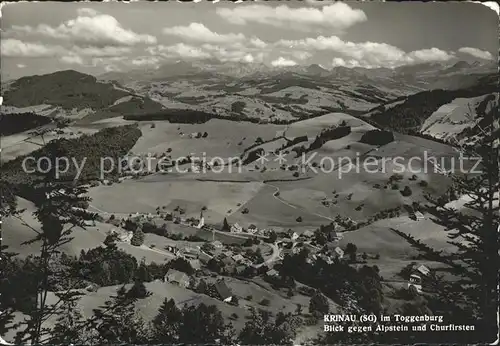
[1,59,497,145]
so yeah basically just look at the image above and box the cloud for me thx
[406,48,455,63]
[277,36,455,68]
[1,39,64,57]
[216,3,367,31]
[77,8,99,17]
[332,57,360,68]
[131,56,161,67]
[290,51,313,61]
[72,46,131,57]
[163,23,245,44]
[458,47,494,60]
[60,55,84,65]
[148,43,211,59]
[271,57,297,67]
[11,12,157,47]
[16,64,27,69]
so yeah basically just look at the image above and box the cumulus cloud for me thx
[406,48,455,63]
[216,3,367,31]
[72,46,131,57]
[290,51,313,61]
[148,43,211,59]
[277,36,456,68]
[1,39,64,57]
[458,47,494,60]
[131,56,161,67]
[60,55,84,65]
[11,12,157,47]
[163,23,245,44]
[77,8,99,17]
[332,57,361,68]
[271,57,297,67]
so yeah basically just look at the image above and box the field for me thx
[88,175,265,223]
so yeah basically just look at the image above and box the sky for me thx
[1,1,498,79]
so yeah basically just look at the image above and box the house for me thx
[211,240,223,249]
[189,259,202,271]
[333,247,344,259]
[319,254,333,264]
[414,211,425,221]
[223,250,234,257]
[302,230,315,238]
[181,247,200,259]
[329,231,341,241]
[215,280,234,303]
[83,220,96,227]
[415,264,431,276]
[164,269,190,288]
[247,228,258,235]
[232,254,245,263]
[231,223,243,233]
[234,265,247,275]
[291,232,299,241]
[266,269,279,277]
[407,264,431,293]
[198,251,213,264]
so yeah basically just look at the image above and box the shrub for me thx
[260,298,271,306]
[401,186,413,197]
[418,180,428,187]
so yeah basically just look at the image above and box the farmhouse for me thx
[164,269,190,288]
[215,280,234,303]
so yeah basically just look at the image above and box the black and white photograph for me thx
[0,1,498,344]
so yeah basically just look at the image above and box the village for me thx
[82,200,432,310]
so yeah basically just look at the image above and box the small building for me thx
[302,230,315,238]
[291,232,299,241]
[247,228,258,235]
[215,280,234,303]
[165,269,190,288]
[329,231,341,241]
[198,251,213,264]
[407,264,431,293]
[83,219,96,227]
[223,250,234,258]
[414,211,425,221]
[231,223,243,233]
[189,259,202,271]
[181,247,200,259]
[235,265,247,275]
[211,240,223,249]
[266,269,279,277]
[232,254,245,263]
[333,247,344,259]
